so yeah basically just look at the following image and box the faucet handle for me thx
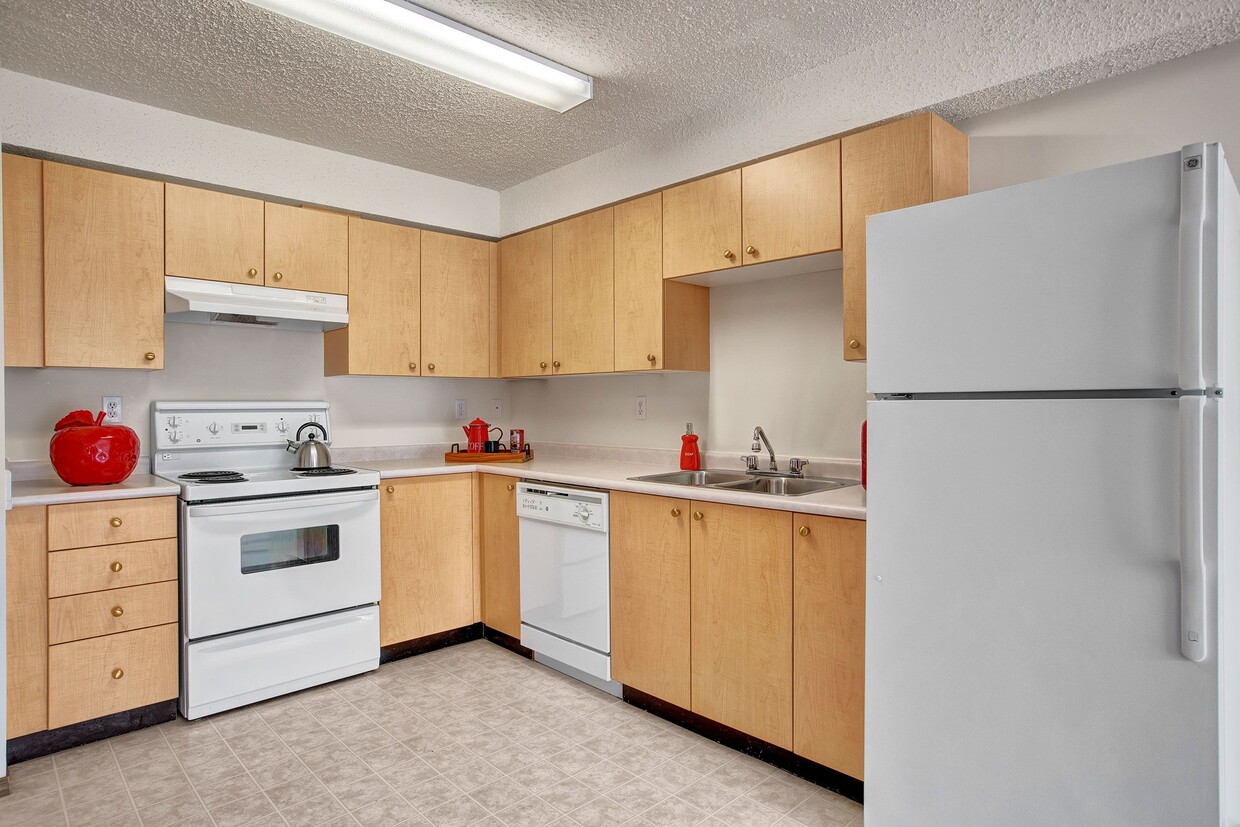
[788,458,809,476]
[742,455,758,471]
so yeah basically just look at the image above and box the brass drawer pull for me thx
[799,525,810,537]
[647,353,657,363]
[144,352,156,361]
[386,485,395,494]
[112,668,124,680]
[247,268,258,277]
[111,606,124,618]
[409,362,417,371]
[110,517,123,528]
[427,363,436,371]
[507,483,515,491]
[848,339,861,350]
[723,249,735,260]
[670,508,681,517]
[553,360,561,368]
[693,511,703,521]
[110,561,123,573]
[539,361,548,369]
[745,245,757,256]
[273,272,284,282]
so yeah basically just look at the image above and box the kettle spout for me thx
[462,426,471,437]
[285,440,300,453]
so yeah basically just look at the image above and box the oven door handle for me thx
[187,489,377,518]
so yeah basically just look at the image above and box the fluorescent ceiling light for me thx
[243,0,593,112]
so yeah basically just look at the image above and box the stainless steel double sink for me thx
[628,469,858,497]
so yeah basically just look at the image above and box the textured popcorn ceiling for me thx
[2,0,1240,191]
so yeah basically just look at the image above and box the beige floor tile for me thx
[351,792,421,827]
[422,794,490,827]
[196,769,261,808]
[564,794,633,827]
[403,776,465,812]
[450,758,507,793]
[376,756,441,790]
[0,790,65,827]
[249,756,306,791]
[610,777,670,814]
[127,767,196,809]
[711,794,783,827]
[642,760,702,794]
[540,777,598,814]
[277,790,350,825]
[209,790,280,827]
[642,795,709,826]
[60,766,125,808]
[185,754,246,788]
[675,777,739,814]
[469,777,531,813]
[136,790,210,827]
[332,773,396,811]
[495,795,563,827]
[64,788,135,827]
[508,760,569,793]
[263,773,329,809]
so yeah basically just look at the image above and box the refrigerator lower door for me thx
[866,397,1220,826]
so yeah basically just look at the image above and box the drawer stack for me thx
[42,497,179,729]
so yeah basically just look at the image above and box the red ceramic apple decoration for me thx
[49,410,140,486]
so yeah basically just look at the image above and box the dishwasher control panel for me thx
[516,482,608,531]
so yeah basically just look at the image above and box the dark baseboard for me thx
[622,686,864,804]
[380,622,484,664]
[482,626,533,659]
[7,699,178,765]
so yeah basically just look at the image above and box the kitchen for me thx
[2,2,1240,826]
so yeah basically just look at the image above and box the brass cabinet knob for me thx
[799,525,811,537]
[273,272,284,282]
[110,517,123,528]
[507,483,515,491]
[693,511,703,521]
[112,668,124,680]
[247,268,258,278]
[427,363,435,371]
[553,360,561,368]
[745,245,757,256]
[848,339,861,350]
[386,485,395,494]
[111,606,124,618]
[110,561,123,573]
[539,361,548,369]
[409,362,417,371]
[723,249,735,259]
[647,353,657,363]
[143,352,156,362]
[670,508,681,518]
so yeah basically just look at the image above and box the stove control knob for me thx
[166,415,182,428]
[576,506,592,522]
[168,430,184,444]
[207,422,222,435]
[275,421,289,434]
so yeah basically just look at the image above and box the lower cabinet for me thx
[8,506,48,738]
[380,474,477,645]
[479,474,521,638]
[48,623,178,730]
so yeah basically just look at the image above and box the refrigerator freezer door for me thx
[868,151,1192,393]
[866,398,1219,826]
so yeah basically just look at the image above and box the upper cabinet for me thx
[43,162,165,370]
[662,170,742,279]
[841,113,967,361]
[421,231,494,378]
[742,141,841,264]
[165,183,265,285]
[264,202,349,295]
[552,207,615,375]
[3,153,44,368]
[324,217,421,377]
[498,226,554,377]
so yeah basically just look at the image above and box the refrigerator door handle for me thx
[1178,142,1216,391]
[1179,395,1208,662]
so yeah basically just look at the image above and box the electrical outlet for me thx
[102,396,122,423]
[491,398,503,417]
[454,399,467,420]
[635,396,647,420]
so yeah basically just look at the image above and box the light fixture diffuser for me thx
[243,0,593,112]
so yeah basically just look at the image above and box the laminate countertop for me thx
[10,474,181,509]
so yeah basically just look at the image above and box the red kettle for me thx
[462,418,501,453]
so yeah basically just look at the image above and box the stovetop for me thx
[160,466,380,502]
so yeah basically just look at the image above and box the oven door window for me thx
[240,525,340,574]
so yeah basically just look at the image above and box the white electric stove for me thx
[151,401,381,719]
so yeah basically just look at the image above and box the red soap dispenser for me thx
[680,423,701,471]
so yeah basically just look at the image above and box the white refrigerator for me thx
[865,143,1240,826]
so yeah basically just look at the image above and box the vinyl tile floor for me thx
[0,640,862,827]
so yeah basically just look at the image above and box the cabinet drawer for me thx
[48,538,178,598]
[48,623,178,729]
[48,497,176,550]
[49,581,178,645]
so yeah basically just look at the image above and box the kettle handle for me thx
[489,426,504,439]
[296,422,326,442]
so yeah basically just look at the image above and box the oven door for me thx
[183,489,380,640]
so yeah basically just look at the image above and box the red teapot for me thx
[462,418,502,453]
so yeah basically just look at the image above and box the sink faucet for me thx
[752,426,778,472]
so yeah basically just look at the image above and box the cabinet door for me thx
[662,170,741,279]
[7,506,47,738]
[614,194,664,372]
[480,474,520,638]
[422,231,491,378]
[742,141,841,264]
[793,514,866,780]
[264,202,349,294]
[499,226,553,377]
[380,475,475,645]
[324,217,420,376]
[691,501,793,747]
[841,114,967,361]
[44,162,165,369]
[610,492,691,708]
[3,153,44,367]
[553,207,614,374]
[165,183,264,285]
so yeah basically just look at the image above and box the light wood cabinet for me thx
[48,538,177,598]
[614,194,710,373]
[380,475,476,645]
[610,491,692,709]
[499,226,554,377]
[8,506,48,739]
[3,153,44,368]
[324,217,421,376]
[43,161,165,369]
[479,474,520,638]
[553,207,615,374]
[742,141,842,264]
[264,201,349,294]
[48,496,177,551]
[690,501,793,748]
[662,170,742,279]
[48,623,178,729]
[164,183,265,284]
[422,231,493,378]
[793,514,866,780]
[48,581,178,645]
[841,113,968,360]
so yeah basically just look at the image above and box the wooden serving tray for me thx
[444,449,533,463]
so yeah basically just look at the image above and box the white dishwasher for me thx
[517,482,617,692]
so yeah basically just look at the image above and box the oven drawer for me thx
[48,622,178,728]
[49,581,179,644]
[48,497,177,551]
[48,539,178,597]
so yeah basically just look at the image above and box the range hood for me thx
[164,277,347,332]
